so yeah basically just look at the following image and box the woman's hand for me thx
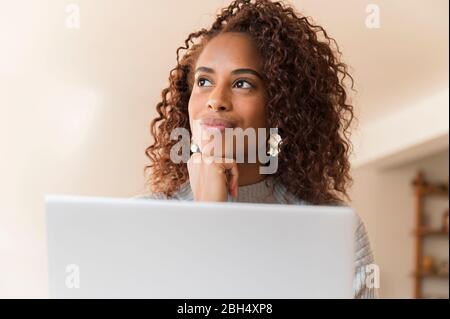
[187,152,239,202]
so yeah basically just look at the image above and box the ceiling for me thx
[1,0,448,126]
[290,0,449,124]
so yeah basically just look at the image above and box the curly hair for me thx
[144,0,356,205]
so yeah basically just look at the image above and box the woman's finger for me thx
[219,159,239,199]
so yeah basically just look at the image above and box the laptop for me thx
[45,194,355,298]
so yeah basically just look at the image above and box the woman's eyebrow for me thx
[194,66,263,80]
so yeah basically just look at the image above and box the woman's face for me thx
[188,32,267,160]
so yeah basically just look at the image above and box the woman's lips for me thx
[199,117,236,133]
[201,124,232,132]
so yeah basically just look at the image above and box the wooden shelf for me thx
[412,271,449,279]
[411,171,449,299]
[419,184,449,197]
[413,228,449,237]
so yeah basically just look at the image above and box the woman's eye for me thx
[233,79,253,89]
[196,78,253,89]
[197,78,212,87]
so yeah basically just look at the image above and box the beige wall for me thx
[351,149,449,298]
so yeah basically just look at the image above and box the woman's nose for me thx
[206,88,231,111]
[207,99,229,111]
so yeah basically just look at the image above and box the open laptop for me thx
[45,194,355,298]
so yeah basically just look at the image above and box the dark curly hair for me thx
[144,0,356,205]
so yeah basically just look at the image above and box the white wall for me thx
[351,88,449,169]
[350,149,449,298]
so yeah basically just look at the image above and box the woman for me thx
[137,0,378,298]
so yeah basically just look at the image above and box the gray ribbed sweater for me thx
[134,175,378,299]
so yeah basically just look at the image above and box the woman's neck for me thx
[237,162,267,186]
